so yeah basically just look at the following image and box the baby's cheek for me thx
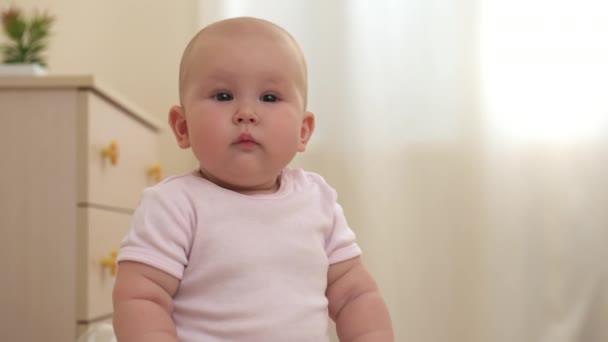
[270,128,302,158]
[189,132,221,163]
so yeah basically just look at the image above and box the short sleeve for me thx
[117,187,194,280]
[324,202,362,264]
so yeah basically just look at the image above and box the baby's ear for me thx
[298,111,315,152]
[168,106,191,149]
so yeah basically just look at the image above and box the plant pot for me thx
[0,63,48,76]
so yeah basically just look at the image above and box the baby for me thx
[112,17,393,342]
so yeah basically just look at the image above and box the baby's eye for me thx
[260,94,278,103]
[214,92,233,101]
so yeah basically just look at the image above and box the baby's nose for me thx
[233,108,259,124]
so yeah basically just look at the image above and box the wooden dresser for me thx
[0,76,162,342]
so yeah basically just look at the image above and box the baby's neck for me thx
[198,169,281,195]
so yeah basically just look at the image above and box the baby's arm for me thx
[327,256,394,342]
[113,261,180,342]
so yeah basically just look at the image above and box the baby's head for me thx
[178,17,308,107]
[169,17,315,194]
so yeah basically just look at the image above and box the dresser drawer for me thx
[84,91,160,210]
[77,207,131,322]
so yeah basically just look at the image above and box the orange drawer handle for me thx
[100,250,118,276]
[147,162,163,182]
[101,141,120,165]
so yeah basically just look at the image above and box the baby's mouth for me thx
[234,133,259,148]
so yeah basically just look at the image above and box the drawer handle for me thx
[100,250,118,276]
[147,162,163,182]
[101,141,120,165]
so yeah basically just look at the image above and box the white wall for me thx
[2,0,200,177]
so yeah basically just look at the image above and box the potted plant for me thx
[0,6,54,75]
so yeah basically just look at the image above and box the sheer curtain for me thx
[479,0,608,341]
[198,0,608,341]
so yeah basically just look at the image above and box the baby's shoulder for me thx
[141,170,205,203]
[284,168,338,200]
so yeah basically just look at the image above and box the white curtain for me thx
[479,0,608,341]
[198,1,608,341]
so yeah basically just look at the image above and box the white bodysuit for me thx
[117,168,361,341]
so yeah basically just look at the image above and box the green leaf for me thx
[4,55,25,63]
[28,56,44,64]
[0,44,17,53]
[1,49,20,62]
[27,42,46,55]
[2,8,54,65]
[4,16,26,41]
[27,13,53,43]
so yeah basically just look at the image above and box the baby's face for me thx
[176,24,314,194]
